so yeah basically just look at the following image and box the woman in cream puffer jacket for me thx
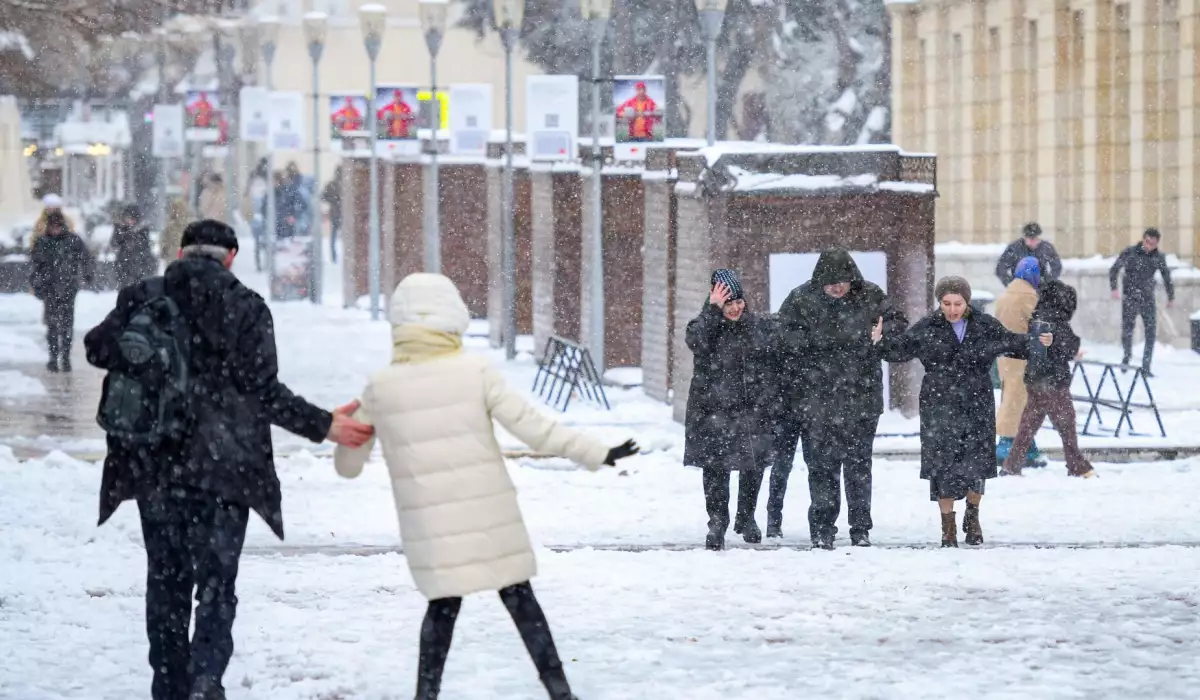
[335,273,637,700]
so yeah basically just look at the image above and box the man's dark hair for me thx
[1144,228,1162,240]
[1022,222,1043,239]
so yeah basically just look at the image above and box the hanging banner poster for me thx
[268,91,305,152]
[272,236,313,302]
[612,74,665,161]
[525,75,578,161]
[374,84,421,157]
[329,92,370,153]
[152,104,185,158]
[239,86,271,142]
[184,90,221,142]
[448,84,493,156]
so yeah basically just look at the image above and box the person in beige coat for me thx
[994,256,1045,467]
[197,173,228,223]
[334,273,638,700]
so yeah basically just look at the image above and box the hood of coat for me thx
[389,273,471,336]
[810,249,864,288]
[1037,279,1077,321]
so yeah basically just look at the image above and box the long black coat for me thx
[684,303,783,472]
[84,255,332,538]
[30,232,94,299]
[777,251,908,423]
[110,223,157,290]
[887,310,1028,483]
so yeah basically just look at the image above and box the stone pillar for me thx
[530,168,582,356]
[340,157,370,307]
[1090,0,1116,256]
[1180,0,1199,263]
[1161,0,1182,244]
[439,163,490,316]
[886,1,921,148]
[641,148,679,403]
[1129,0,1159,235]
[384,161,425,307]
[1113,2,1133,248]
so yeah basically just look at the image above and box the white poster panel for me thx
[769,251,891,407]
[525,75,579,161]
[448,84,493,155]
[239,86,271,142]
[268,91,305,152]
[152,104,185,158]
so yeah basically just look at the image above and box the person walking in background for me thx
[994,256,1047,468]
[110,204,157,290]
[322,165,343,262]
[159,196,189,263]
[333,273,638,700]
[775,250,907,549]
[30,210,94,372]
[197,173,228,223]
[1004,280,1096,479]
[996,222,1063,286]
[29,193,75,251]
[1110,228,1175,376]
[85,220,374,700]
[888,277,1050,548]
[269,169,312,240]
[684,269,783,550]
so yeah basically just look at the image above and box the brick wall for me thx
[531,170,582,356]
[486,165,533,346]
[384,162,425,304]
[340,158,371,306]
[641,155,678,402]
[438,164,489,317]
[580,171,646,370]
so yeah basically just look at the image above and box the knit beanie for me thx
[1014,256,1041,289]
[710,268,744,301]
[1022,222,1043,239]
[934,276,972,305]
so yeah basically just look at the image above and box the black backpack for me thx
[96,279,193,444]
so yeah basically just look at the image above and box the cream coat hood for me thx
[388,273,470,335]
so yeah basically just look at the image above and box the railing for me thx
[532,336,610,412]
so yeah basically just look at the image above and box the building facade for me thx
[887,0,1200,264]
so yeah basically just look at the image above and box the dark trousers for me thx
[1005,385,1093,476]
[329,220,340,261]
[805,414,880,540]
[767,410,809,528]
[43,293,76,362]
[417,581,570,699]
[1121,296,1157,370]
[138,492,249,700]
[702,467,765,532]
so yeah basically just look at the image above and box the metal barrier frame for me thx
[1071,359,1166,438]
[532,336,611,412]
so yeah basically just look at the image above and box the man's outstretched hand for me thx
[327,399,374,447]
[604,439,640,466]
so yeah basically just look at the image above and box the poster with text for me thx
[239,86,271,142]
[268,91,305,152]
[184,90,221,142]
[374,85,419,141]
[612,75,664,161]
[152,104,185,158]
[448,84,493,155]
[271,236,313,302]
[526,75,578,161]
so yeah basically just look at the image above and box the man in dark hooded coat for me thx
[775,249,908,549]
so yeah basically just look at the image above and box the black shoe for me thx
[765,523,783,538]
[705,523,726,551]
[732,516,745,535]
[46,359,59,373]
[1142,369,1155,378]
[742,520,762,544]
[189,677,226,700]
[811,533,835,550]
[541,670,577,700]
[850,531,871,547]
[60,357,71,373]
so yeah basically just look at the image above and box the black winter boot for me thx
[850,530,871,547]
[706,522,726,551]
[811,532,835,550]
[941,512,958,548]
[541,670,579,700]
[188,677,226,700]
[963,503,983,546]
[741,519,762,544]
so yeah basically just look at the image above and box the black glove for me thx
[603,439,640,466]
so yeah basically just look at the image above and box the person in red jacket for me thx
[615,82,661,142]
[377,90,415,139]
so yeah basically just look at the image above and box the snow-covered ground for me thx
[2,246,1200,698]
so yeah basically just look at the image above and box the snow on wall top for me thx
[727,166,879,192]
[698,141,904,167]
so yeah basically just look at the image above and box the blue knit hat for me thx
[710,268,743,301]
[1014,256,1041,289]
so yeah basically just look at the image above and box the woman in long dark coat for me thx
[684,268,783,550]
[887,277,1051,547]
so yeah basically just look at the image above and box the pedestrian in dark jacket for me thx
[264,170,312,240]
[888,276,1050,548]
[1109,228,1175,375]
[30,210,94,372]
[111,204,157,290]
[684,268,783,551]
[83,219,373,700]
[1003,280,1096,479]
[995,222,1063,286]
[322,165,343,261]
[775,249,908,549]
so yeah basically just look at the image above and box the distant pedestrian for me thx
[197,173,228,223]
[888,277,1050,548]
[996,222,1063,286]
[30,210,94,372]
[685,269,784,550]
[29,192,75,251]
[775,249,908,549]
[333,273,638,700]
[110,203,157,289]
[159,196,189,263]
[1004,279,1096,479]
[994,256,1046,468]
[322,165,343,262]
[1110,228,1175,376]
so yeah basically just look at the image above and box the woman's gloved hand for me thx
[603,439,640,466]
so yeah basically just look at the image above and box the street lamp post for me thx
[304,11,329,304]
[419,0,448,274]
[498,0,524,360]
[258,15,281,297]
[583,0,610,374]
[695,0,728,146]
[360,4,387,321]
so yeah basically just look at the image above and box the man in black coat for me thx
[84,220,373,700]
[775,249,908,549]
[110,203,157,290]
[1109,228,1175,375]
[30,210,94,372]
[995,222,1063,286]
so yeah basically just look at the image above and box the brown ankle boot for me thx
[941,512,958,548]
[963,503,983,545]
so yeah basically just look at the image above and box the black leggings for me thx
[417,581,568,699]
